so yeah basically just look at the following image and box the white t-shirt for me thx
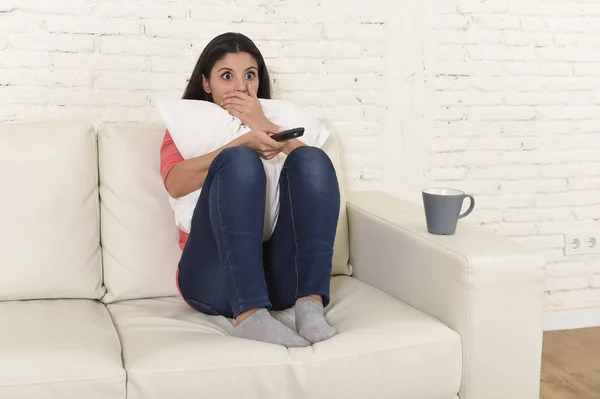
[261,152,286,241]
[258,135,328,241]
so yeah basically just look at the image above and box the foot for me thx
[233,308,310,347]
[295,300,337,343]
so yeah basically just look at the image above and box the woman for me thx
[160,33,340,347]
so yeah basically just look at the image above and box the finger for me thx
[259,143,274,153]
[225,106,244,120]
[223,103,244,114]
[271,142,289,152]
[261,134,284,149]
[277,141,290,150]
[224,91,251,101]
[262,151,278,160]
[265,134,290,149]
[247,84,258,98]
[221,98,248,108]
[260,144,282,157]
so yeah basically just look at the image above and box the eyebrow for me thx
[217,66,258,72]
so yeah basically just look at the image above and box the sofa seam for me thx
[125,338,461,376]
[102,304,129,394]
[99,301,125,357]
[0,375,125,389]
[91,126,105,302]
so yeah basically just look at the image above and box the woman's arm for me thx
[282,139,305,156]
[165,130,290,199]
[165,136,246,198]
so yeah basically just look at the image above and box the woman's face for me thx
[202,51,259,106]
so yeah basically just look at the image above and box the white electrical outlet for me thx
[564,231,600,256]
[587,232,598,252]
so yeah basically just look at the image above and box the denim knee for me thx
[285,146,337,190]
[212,146,265,186]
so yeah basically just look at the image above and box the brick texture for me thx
[0,0,386,189]
[424,0,600,311]
[2,0,600,311]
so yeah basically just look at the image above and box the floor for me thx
[540,327,600,399]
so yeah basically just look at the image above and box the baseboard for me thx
[544,308,600,331]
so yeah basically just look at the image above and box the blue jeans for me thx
[177,146,340,319]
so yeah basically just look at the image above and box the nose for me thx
[233,77,246,93]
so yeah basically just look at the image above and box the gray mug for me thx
[422,188,475,235]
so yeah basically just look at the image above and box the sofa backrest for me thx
[0,122,104,301]
[0,121,349,303]
[98,124,350,303]
[98,124,182,302]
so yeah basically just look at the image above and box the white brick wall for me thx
[2,0,600,311]
[0,0,386,189]
[424,0,600,311]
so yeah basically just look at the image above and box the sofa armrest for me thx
[347,191,546,399]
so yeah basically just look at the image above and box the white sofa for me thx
[0,122,546,399]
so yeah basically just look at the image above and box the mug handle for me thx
[459,194,475,219]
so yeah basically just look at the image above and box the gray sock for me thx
[295,300,337,343]
[233,309,310,347]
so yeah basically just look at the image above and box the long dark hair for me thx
[183,32,272,102]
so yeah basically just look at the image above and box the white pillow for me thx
[155,98,329,158]
[99,124,182,302]
[155,98,330,238]
[155,99,241,159]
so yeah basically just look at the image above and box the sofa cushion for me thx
[0,122,104,301]
[107,276,461,399]
[0,299,125,399]
[98,123,350,303]
[320,125,351,276]
[99,124,181,302]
